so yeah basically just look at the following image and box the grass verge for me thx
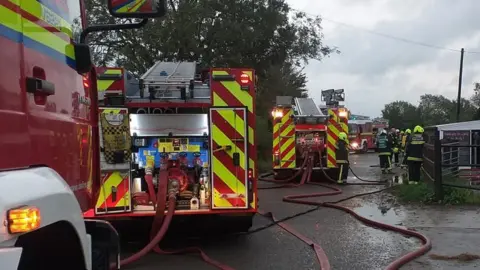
[391,181,480,205]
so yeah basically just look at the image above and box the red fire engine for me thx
[347,115,375,153]
[271,89,349,179]
[83,62,258,233]
[0,1,168,269]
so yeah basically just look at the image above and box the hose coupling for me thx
[168,179,180,197]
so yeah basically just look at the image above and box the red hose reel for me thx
[167,167,188,193]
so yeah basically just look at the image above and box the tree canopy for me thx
[381,94,478,130]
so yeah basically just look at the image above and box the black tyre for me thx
[91,242,110,270]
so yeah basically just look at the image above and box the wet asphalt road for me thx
[122,153,424,270]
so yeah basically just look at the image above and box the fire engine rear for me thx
[84,62,257,232]
[271,90,349,179]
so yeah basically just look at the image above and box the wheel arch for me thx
[0,167,91,269]
[15,220,87,270]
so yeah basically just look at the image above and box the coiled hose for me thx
[258,148,432,270]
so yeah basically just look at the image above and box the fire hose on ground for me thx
[258,148,432,270]
[117,169,234,270]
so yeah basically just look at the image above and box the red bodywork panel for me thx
[0,0,94,211]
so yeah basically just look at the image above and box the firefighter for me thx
[376,129,393,174]
[401,129,412,168]
[399,130,405,147]
[391,129,401,166]
[405,125,425,184]
[336,132,349,184]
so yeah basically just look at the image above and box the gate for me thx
[423,126,480,201]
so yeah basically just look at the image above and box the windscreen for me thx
[348,124,358,134]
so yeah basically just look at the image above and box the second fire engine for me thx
[271,89,349,179]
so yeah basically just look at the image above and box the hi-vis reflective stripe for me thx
[272,108,296,168]
[210,108,248,209]
[211,69,257,209]
[326,109,349,168]
[115,0,147,12]
[0,0,76,69]
[99,108,127,114]
[97,69,123,92]
[95,171,131,214]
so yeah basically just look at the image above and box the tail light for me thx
[240,73,250,90]
[82,75,90,88]
[248,168,253,192]
[274,151,280,165]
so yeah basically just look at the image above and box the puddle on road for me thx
[354,203,407,227]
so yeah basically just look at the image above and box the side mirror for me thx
[108,0,167,18]
[74,43,92,74]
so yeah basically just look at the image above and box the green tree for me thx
[381,101,418,130]
[382,95,478,130]
[417,94,476,126]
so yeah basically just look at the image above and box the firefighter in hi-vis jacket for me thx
[336,132,349,184]
[376,129,393,174]
[401,128,412,167]
[405,125,425,184]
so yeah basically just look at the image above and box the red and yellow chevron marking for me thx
[210,108,248,208]
[96,67,124,93]
[99,108,127,114]
[211,68,257,209]
[95,171,131,214]
[272,108,296,168]
[326,108,349,167]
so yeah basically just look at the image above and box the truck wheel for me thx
[92,242,110,270]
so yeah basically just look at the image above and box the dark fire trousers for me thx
[337,161,349,182]
[408,161,422,183]
[379,154,392,171]
[393,152,399,163]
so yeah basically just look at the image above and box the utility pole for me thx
[456,48,465,122]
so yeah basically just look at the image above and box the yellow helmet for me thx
[413,125,424,133]
[400,130,405,134]
[338,132,347,141]
[405,129,411,134]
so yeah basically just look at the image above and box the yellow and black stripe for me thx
[99,108,132,164]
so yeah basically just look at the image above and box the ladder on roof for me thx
[294,97,324,116]
[134,61,210,103]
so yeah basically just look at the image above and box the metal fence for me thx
[422,126,480,201]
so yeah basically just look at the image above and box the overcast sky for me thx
[286,0,480,117]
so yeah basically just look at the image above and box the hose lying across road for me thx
[118,149,430,270]
[258,149,432,270]
[118,170,234,270]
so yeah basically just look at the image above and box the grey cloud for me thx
[318,0,480,77]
